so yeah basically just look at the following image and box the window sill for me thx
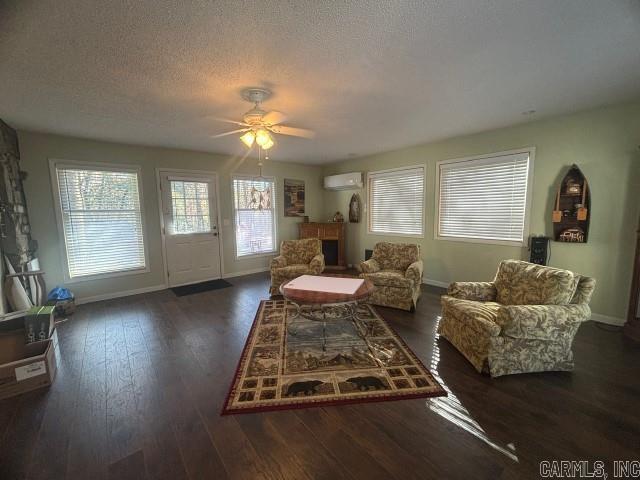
[65,266,151,284]
[171,231,213,236]
[367,230,424,239]
[235,251,278,260]
[435,235,526,247]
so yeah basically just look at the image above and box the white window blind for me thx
[232,177,276,257]
[55,166,146,278]
[368,167,425,236]
[437,151,532,244]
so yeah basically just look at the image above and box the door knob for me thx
[213,232,218,236]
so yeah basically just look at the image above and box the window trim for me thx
[49,158,150,283]
[367,164,426,238]
[231,174,278,259]
[433,147,535,247]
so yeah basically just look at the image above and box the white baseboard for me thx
[590,313,625,326]
[75,284,167,305]
[74,269,269,305]
[423,278,449,289]
[222,267,270,279]
[68,276,628,329]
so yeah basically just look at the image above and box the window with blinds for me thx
[436,150,533,245]
[54,164,146,279]
[368,166,425,236]
[232,176,276,257]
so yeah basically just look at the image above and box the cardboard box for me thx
[24,306,55,344]
[0,328,59,400]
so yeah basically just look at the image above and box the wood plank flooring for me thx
[1,272,638,479]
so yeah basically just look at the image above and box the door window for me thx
[170,180,211,234]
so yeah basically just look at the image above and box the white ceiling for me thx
[1,0,639,164]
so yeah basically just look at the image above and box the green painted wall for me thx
[18,131,323,302]
[15,101,640,319]
[322,102,640,321]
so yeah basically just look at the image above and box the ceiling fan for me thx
[211,88,315,150]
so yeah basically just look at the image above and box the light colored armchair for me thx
[359,242,423,311]
[438,259,596,377]
[269,238,324,295]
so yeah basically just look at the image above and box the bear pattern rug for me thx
[222,299,446,414]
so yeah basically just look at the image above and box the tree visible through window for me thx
[232,176,276,257]
[170,180,211,234]
[54,165,146,278]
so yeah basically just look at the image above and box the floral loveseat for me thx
[359,242,423,311]
[269,238,324,295]
[438,259,596,377]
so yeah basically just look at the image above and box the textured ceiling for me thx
[1,0,639,164]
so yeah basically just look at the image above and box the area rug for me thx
[222,299,446,414]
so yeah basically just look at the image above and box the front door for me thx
[159,171,221,287]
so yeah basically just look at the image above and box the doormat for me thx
[222,299,446,415]
[171,279,232,297]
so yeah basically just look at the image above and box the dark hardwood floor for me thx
[1,272,638,479]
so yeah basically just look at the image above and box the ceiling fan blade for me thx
[210,128,250,138]
[209,117,250,127]
[270,125,316,139]
[262,110,287,126]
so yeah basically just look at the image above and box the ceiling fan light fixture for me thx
[240,130,255,147]
[255,128,271,147]
[261,136,274,150]
[212,88,315,150]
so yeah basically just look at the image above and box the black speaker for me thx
[365,249,373,261]
[529,236,550,265]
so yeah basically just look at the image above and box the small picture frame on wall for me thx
[284,179,305,216]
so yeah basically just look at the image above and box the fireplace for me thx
[298,222,346,269]
[322,239,339,266]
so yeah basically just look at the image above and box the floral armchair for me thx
[438,259,596,377]
[359,242,423,311]
[269,238,324,295]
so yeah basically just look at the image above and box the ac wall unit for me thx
[324,172,363,190]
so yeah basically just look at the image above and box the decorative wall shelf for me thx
[552,164,591,243]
